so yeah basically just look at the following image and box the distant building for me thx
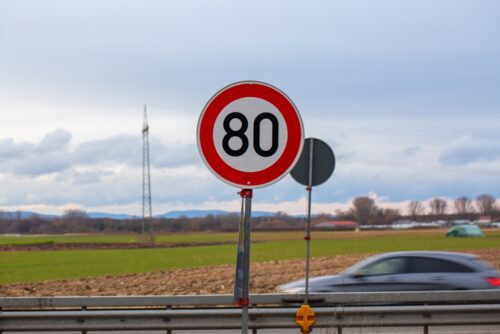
[452,220,472,226]
[478,215,492,222]
[314,220,359,230]
[384,220,442,230]
[475,215,492,226]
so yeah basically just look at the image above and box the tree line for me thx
[0,210,309,235]
[0,194,497,235]
[336,193,498,225]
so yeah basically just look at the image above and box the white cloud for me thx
[439,135,500,166]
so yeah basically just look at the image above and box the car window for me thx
[410,257,474,273]
[362,257,408,276]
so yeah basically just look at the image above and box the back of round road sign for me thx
[291,137,335,187]
[197,81,304,189]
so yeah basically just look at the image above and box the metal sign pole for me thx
[305,139,314,305]
[234,189,252,334]
[291,137,334,334]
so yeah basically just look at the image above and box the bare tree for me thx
[454,196,473,215]
[349,196,378,225]
[429,198,447,216]
[407,201,425,221]
[381,208,401,225]
[63,209,89,220]
[62,209,90,232]
[476,194,496,215]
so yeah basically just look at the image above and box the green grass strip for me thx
[1,231,499,285]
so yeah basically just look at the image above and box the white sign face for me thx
[197,81,304,189]
[213,97,288,172]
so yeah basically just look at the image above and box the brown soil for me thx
[2,249,499,297]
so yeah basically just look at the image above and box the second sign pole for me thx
[304,138,314,304]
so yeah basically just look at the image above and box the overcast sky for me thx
[0,0,499,215]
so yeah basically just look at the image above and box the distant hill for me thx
[157,210,228,219]
[156,210,277,219]
[1,210,278,221]
[87,212,139,220]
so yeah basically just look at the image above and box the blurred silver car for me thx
[278,251,500,293]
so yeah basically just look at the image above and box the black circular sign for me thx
[290,137,335,187]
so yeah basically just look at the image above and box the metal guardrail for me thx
[1,291,500,332]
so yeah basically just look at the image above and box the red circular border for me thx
[197,81,304,188]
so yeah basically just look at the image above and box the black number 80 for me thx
[222,112,279,157]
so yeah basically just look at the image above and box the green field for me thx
[1,230,499,285]
[0,233,237,245]
[0,230,403,245]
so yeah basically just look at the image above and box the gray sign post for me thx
[234,189,252,334]
[291,138,335,304]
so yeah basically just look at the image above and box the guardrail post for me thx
[81,306,87,334]
[337,326,342,334]
[166,305,172,334]
[424,325,429,334]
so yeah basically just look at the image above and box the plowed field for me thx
[1,249,498,297]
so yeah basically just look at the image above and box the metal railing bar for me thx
[2,304,500,319]
[2,290,500,308]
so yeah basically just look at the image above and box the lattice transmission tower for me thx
[142,105,154,240]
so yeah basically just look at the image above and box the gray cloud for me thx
[72,135,141,166]
[439,136,500,166]
[0,129,200,177]
[2,1,499,118]
[55,169,115,185]
[391,146,421,159]
[37,128,71,151]
[0,129,72,175]
[0,129,71,163]
[0,138,34,161]
[150,139,199,168]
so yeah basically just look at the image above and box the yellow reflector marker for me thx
[295,304,316,333]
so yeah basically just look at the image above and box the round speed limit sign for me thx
[197,81,304,188]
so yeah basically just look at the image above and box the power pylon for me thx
[142,105,154,241]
